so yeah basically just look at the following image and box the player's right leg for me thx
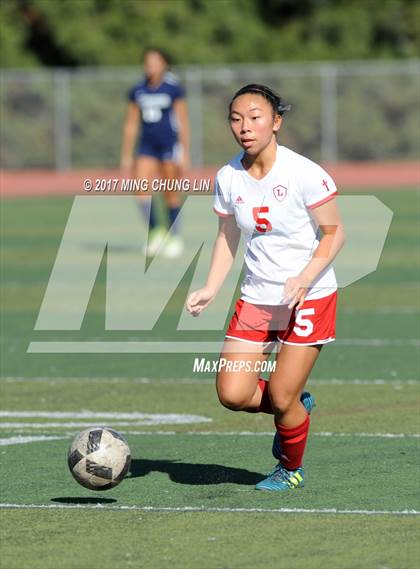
[216,338,272,413]
[216,298,277,413]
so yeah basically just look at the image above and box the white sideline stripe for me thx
[27,338,420,353]
[0,435,67,446]
[1,377,419,386]
[0,503,418,516]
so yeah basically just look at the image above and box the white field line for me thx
[342,306,418,314]
[120,431,420,439]
[309,379,419,385]
[1,376,217,385]
[0,412,212,428]
[1,377,419,386]
[315,432,420,439]
[338,338,419,347]
[0,413,418,438]
[0,428,418,440]
[0,503,418,516]
[0,435,67,446]
[27,338,420,353]
[0,421,213,429]
[0,411,211,422]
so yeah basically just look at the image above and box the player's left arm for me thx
[173,97,190,174]
[283,197,345,309]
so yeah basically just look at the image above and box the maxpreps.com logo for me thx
[272,184,288,202]
[28,194,392,355]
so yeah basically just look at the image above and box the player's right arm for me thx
[120,102,141,172]
[185,215,240,317]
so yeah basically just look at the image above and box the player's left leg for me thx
[271,390,315,460]
[134,154,164,256]
[270,344,321,427]
[160,159,183,258]
[256,344,321,491]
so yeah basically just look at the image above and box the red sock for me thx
[275,415,310,470]
[256,379,273,414]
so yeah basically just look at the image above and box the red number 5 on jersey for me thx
[252,206,272,233]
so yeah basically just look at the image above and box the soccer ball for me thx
[68,427,131,491]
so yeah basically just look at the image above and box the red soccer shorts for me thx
[225,291,337,346]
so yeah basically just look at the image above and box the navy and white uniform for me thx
[128,72,185,162]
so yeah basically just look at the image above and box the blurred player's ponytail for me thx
[229,84,291,117]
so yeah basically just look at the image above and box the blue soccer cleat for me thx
[272,391,315,460]
[256,464,304,491]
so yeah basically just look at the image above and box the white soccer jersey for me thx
[213,145,338,305]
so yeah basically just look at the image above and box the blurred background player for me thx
[120,48,190,258]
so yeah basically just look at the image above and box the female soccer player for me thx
[186,84,345,491]
[121,48,190,258]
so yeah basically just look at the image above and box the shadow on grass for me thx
[51,497,117,504]
[129,458,263,485]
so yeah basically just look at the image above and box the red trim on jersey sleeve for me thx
[213,207,234,218]
[307,191,338,210]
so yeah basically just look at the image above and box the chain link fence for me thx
[0,60,418,169]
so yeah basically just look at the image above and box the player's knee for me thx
[217,388,248,412]
[269,390,295,416]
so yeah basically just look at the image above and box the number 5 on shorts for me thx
[293,308,315,337]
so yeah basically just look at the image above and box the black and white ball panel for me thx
[68,427,131,491]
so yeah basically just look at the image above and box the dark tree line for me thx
[1,0,419,67]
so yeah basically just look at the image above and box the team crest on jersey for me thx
[272,184,288,202]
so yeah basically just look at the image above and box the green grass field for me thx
[0,189,419,569]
